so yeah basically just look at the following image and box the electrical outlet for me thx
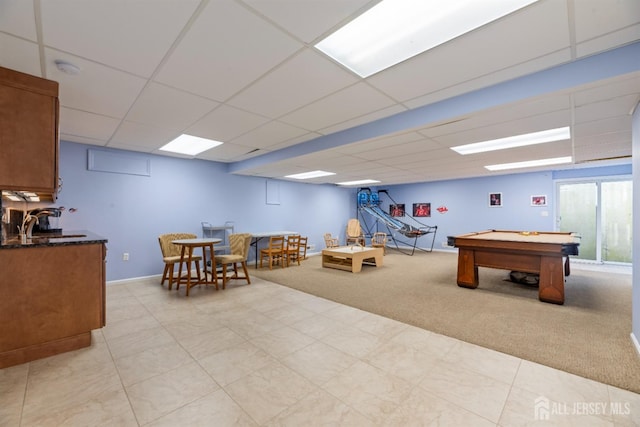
[123,252,129,261]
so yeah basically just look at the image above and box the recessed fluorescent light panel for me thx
[315,0,538,78]
[160,134,223,156]
[451,127,571,155]
[285,170,336,180]
[485,156,572,171]
[337,179,381,186]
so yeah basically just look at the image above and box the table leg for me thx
[538,256,564,304]
[456,248,479,289]
[176,246,186,292]
[206,243,218,290]
[186,246,194,296]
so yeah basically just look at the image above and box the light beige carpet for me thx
[252,250,640,393]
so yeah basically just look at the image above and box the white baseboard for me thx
[631,333,640,358]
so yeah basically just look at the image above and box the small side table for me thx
[172,238,221,296]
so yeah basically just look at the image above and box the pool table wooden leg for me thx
[539,255,565,304]
[457,249,479,288]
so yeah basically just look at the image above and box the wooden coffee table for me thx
[322,246,384,273]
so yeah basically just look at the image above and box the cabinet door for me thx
[0,73,59,193]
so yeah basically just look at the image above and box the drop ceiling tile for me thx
[573,115,633,137]
[319,104,407,136]
[574,95,639,123]
[186,105,270,143]
[109,121,180,150]
[241,0,372,43]
[368,0,570,103]
[59,107,121,141]
[40,0,200,77]
[155,0,302,101]
[573,0,640,44]
[0,0,37,41]
[0,34,42,76]
[279,82,397,130]
[573,74,640,106]
[402,49,572,110]
[44,49,147,118]
[125,82,218,130]
[336,132,425,154]
[576,24,640,58]
[229,120,310,149]
[227,48,359,118]
[197,142,258,162]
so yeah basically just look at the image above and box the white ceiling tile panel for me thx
[336,132,425,154]
[125,82,219,131]
[279,82,397,130]
[229,120,309,149]
[155,0,302,101]
[59,107,120,142]
[574,94,640,123]
[186,105,270,143]
[402,49,572,110]
[109,121,180,149]
[0,0,37,41]
[40,0,200,77]
[44,49,147,118]
[367,0,570,102]
[319,104,407,136]
[574,115,633,137]
[573,0,640,43]
[577,24,640,58]
[572,75,640,106]
[227,49,359,118]
[197,142,257,162]
[241,0,373,43]
[0,34,42,76]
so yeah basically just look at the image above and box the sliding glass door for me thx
[557,178,632,264]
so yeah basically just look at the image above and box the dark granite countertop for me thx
[0,230,107,249]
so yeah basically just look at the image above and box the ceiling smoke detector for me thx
[54,60,81,75]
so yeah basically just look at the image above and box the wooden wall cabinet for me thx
[0,243,106,368]
[0,66,60,199]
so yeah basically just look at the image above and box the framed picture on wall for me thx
[531,195,547,206]
[489,192,502,207]
[413,203,431,217]
[390,204,405,217]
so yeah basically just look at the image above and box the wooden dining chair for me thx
[298,236,308,261]
[259,235,285,269]
[215,233,252,289]
[284,235,301,266]
[157,233,201,290]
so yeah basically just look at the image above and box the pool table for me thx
[448,230,580,304]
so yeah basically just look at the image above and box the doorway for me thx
[556,178,632,264]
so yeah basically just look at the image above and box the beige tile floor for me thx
[1,274,639,426]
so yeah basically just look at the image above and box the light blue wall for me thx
[56,141,354,281]
[53,141,631,287]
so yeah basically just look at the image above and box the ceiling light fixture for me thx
[485,156,572,171]
[54,59,81,75]
[315,0,538,78]
[159,134,223,156]
[451,127,571,155]
[337,179,381,186]
[285,170,336,180]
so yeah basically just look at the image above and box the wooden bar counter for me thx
[0,231,107,368]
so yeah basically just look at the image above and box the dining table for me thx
[172,237,221,296]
